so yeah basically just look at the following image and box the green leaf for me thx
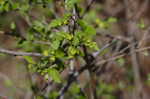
[33,20,45,32]
[78,20,87,30]
[65,0,80,9]
[138,23,145,29]
[85,10,97,23]
[48,68,61,83]
[43,50,49,56]
[75,31,84,39]
[63,13,72,19]
[49,14,71,28]
[137,19,145,29]
[84,39,99,50]
[62,32,73,40]
[49,56,56,62]
[68,46,79,56]
[24,56,36,64]
[4,2,10,11]
[49,91,59,99]
[0,0,4,4]
[69,83,80,94]
[95,19,109,29]
[49,19,62,28]
[72,36,80,46]
[78,20,96,38]
[4,79,13,87]
[10,22,16,29]
[51,40,60,50]
[85,25,96,37]
[55,50,65,58]
[107,17,117,23]
[20,4,29,12]
[12,2,20,9]
[116,58,125,66]
[77,20,96,39]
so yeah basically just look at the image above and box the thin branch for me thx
[130,39,142,99]
[97,32,131,43]
[57,70,78,99]
[57,59,76,99]
[81,0,95,18]
[33,40,51,45]
[0,47,43,57]
[57,62,93,99]
[96,46,150,66]
[92,39,116,57]
[138,27,150,48]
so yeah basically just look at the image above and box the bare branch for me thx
[81,0,95,18]
[0,47,43,57]
[130,38,142,99]
[97,31,131,43]
[96,46,150,66]
[33,40,51,45]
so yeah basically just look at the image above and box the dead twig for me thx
[0,47,43,57]
[130,38,142,99]
[96,46,150,66]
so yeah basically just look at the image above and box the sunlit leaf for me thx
[24,56,36,64]
[48,68,61,83]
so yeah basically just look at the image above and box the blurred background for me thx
[1,0,150,99]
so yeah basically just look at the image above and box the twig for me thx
[57,61,94,99]
[57,59,76,99]
[96,46,150,66]
[57,69,78,99]
[138,27,150,48]
[97,32,131,43]
[33,40,51,45]
[92,39,117,57]
[81,0,95,18]
[0,47,43,57]
[130,38,142,99]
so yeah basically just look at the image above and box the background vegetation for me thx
[0,0,150,99]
